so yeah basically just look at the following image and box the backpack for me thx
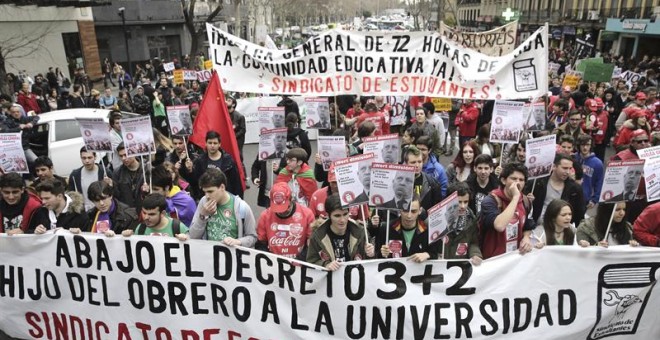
[135,219,181,236]
[477,194,531,249]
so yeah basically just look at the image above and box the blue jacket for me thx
[422,154,448,197]
[575,152,604,204]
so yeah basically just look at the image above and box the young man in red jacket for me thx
[585,98,609,162]
[633,202,660,247]
[457,99,479,147]
[0,172,47,234]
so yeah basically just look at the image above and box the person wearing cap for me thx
[615,91,650,129]
[548,86,576,116]
[585,97,609,161]
[306,193,375,270]
[611,129,651,223]
[613,108,651,151]
[256,182,315,259]
[274,148,317,207]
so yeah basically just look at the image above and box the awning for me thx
[600,31,618,41]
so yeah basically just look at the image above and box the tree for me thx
[180,0,224,57]
[0,23,53,95]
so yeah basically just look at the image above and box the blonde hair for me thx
[152,128,173,152]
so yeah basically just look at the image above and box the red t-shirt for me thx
[257,204,315,258]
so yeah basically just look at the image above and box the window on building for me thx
[147,35,182,61]
[62,32,84,79]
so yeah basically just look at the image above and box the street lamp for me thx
[118,7,132,75]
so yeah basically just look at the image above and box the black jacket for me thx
[68,165,112,194]
[250,154,270,208]
[231,110,246,150]
[112,164,147,208]
[86,199,138,233]
[375,219,440,259]
[180,151,243,199]
[31,192,89,231]
[524,176,585,226]
[3,114,39,149]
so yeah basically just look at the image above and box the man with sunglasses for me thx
[611,129,651,223]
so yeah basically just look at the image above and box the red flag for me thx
[189,71,245,191]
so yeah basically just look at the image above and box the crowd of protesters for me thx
[1,48,660,272]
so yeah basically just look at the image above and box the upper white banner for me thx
[439,21,519,56]
[1,233,659,339]
[206,23,548,99]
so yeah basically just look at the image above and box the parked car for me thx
[29,108,136,177]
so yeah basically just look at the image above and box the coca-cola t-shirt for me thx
[257,204,315,258]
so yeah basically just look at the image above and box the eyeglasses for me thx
[633,139,649,144]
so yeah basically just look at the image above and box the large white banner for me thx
[439,21,519,56]
[207,23,548,99]
[1,234,659,339]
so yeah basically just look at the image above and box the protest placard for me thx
[173,70,184,85]
[120,116,156,157]
[369,163,415,209]
[183,69,197,81]
[562,71,582,90]
[526,135,557,179]
[258,106,286,132]
[76,118,112,152]
[317,136,347,171]
[165,105,193,136]
[620,70,642,84]
[1,234,660,339]
[427,192,458,245]
[600,160,645,203]
[196,70,212,82]
[548,62,560,75]
[163,62,175,72]
[638,146,660,202]
[611,67,622,79]
[204,59,213,70]
[523,102,547,131]
[362,134,401,164]
[490,100,524,143]
[305,98,331,129]
[259,128,288,160]
[206,23,548,99]
[439,20,518,56]
[0,133,28,174]
[387,96,408,126]
[334,153,375,207]
[431,97,452,111]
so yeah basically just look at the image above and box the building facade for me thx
[0,2,103,81]
[454,0,659,55]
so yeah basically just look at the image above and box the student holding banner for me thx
[375,194,438,262]
[480,162,535,259]
[85,180,139,236]
[442,182,482,264]
[256,182,315,259]
[306,193,375,270]
[577,202,638,247]
[533,199,575,247]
